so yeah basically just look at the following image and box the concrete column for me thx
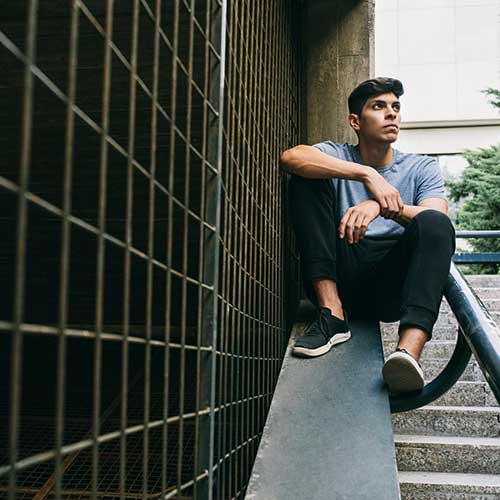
[303,0,375,145]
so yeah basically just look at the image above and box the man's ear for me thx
[348,112,360,133]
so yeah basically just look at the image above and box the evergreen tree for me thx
[445,88,500,274]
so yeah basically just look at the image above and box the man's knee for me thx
[414,209,455,235]
[413,209,456,251]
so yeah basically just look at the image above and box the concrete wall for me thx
[303,0,375,145]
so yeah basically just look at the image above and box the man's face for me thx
[350,92,401,143]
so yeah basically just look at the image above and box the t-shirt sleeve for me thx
[311,141,341,191]
[415,157,447,205]
[312,140,341,157]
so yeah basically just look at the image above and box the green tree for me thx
[445,88,500,274]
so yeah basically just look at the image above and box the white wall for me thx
[375,0,500,155]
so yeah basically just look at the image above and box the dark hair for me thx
[348,77,404,117]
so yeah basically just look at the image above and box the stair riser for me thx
[432,383,493,407]
[472,288,500,299]
[439,298,500,313]
[384,341,456,360]
[437,311,500,325]
[424,361,484,382]
[396,443,500,474]
[465,276,500,287]
[392,410,500,438]
[400,483,500,500]
[382,325,458,341]
[381,311,499,341]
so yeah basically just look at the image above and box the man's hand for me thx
[380,206,402,220]
[339,200,381,244]
[364,169,404,218]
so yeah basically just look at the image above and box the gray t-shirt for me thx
[312,141,447,239]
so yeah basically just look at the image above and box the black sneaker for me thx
[292,307,351,357]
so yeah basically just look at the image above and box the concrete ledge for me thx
[245,319,400,499]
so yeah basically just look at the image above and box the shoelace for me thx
[303,318,329,342]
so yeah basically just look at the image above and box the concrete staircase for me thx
[381,274,500,499]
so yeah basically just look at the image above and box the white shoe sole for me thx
[292,331,351,358]
[382,351,425,394]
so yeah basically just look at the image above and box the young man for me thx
[280,77,456,394]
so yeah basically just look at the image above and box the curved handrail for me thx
[390,262,500,413]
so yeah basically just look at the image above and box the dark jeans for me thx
[288,174,456,341]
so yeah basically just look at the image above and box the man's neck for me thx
[357,141,394,169]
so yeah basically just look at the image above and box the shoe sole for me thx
[382,351,425,395]
[292,331,351,358]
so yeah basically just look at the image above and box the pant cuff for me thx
[399,305,436,341]
[302,259,337,283]
[301,260,337,308]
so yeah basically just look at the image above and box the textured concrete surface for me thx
[465,276,500,288]
[392,406,500,438]
[395,435,500,474]
[439,298,500,313]
[246,319,400,500]
[385,340,460,361]
[303,0,375,145]
[431,381,496,407]
[382,323,461,341]
[400,471,500,499]
[468,288,500,300]
[423,360,484,383]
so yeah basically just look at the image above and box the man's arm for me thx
[281,144,404,217]
[280,144,371,181]
[382,198,449,227]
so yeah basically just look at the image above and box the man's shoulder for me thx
[396,149,436,167]
[312,140,354,158]
[394,149,440,179]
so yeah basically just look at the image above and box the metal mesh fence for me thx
[213,1,302,497]
[0,0,303,498]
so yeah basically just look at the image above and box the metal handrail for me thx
[453,230,500,263]
[390,262,500,412]
[456,230,500,238]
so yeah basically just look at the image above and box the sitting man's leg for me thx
[372,209,456,393]
[287,174,352,357]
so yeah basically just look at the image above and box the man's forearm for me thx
[384,204,444,227]
[280,144,371,182]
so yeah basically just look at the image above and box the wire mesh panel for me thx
[213,1,303,498]
[0,0,302,499]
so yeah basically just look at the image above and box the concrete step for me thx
[382,322,459,341]
[439,298,500,314]
[395,434,500,474]
[384,339,458,360]
[432,381,499,407]
[436,310,500,326]
[423,359,485,383]
[392,406,500,438]
[380,354,482,382]
[472,287,500,300]
[399,471,500,499]
[465,275,500,288]
[392,276,500,498]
